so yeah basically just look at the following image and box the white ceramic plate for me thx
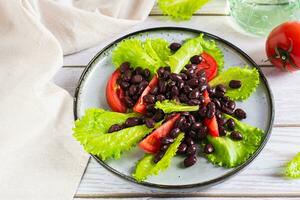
[74,27,274,190]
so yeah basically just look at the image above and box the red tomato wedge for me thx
[133,75,159,114]
[197,52,218,81]
[203,90,219,137]
[106,69,127,113]
[139,114,180,153]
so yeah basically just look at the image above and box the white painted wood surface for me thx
[54,0,300,199]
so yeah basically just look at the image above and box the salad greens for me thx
[158,0,210,20]
[206,114,264,167]
[285,152,300,178]
[198,34,224,72]
[167,35,203,73]
[209,67,260,101]
[133,132,184,181]
[73,108,160,160]
[112,38,171,74]
[155,100,199,113]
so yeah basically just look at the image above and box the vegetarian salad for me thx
[73,34,264,182]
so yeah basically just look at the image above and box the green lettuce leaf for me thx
[285,152,300,178]
[206,115,264,168]
[158,0,210,20]
[155,100,199,113]
[133,132,184,182]
[209,67,260,101]
[112,38,171,74]
[73,108,157,160]
[167,35,203,73]
[198,34,224,73]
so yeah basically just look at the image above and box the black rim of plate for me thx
[73,27,274,190]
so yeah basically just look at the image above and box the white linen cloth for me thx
[0,0,155,199]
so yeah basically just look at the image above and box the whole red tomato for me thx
[266,21,300,71]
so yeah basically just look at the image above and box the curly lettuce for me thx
[285,152,300,178]
[112,38,171,74]
[206,115,264,168]
[198,34,224,73]
[167,35,203,73]
[155,100,199,113]
[73,108,157,160]
[158,0,210,20]
[209,67,260,101]
[133,132,184,182]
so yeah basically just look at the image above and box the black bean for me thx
[207,85,215,95]
[185,64,197,70]
[189,89,200,99]
[185,137,195,146]
[157,67,165,78]
[158,80,167,94]
[177,143,187,154]
[143,68,150,78]
[177,79,185,89]
[154,151,165,163]
[235,108,247,119]
[187,115,195,124]
[161,137,174,145]
[226,118,235,130]
[184,155,197,167]
[131,74,143,84]
[108,124,122,133]
[214,91,225,98]
[168,80,176,88]
[162,70,170,79]
[188,99,201,105]
[212,98,221,109]
[176,116,187,130]
[165,91,171,99]
[169,128,180,138]
[124,96,134,107]
[119,62,130,73]
[160,144,169,152]
[164,66,171,72]
[186,68,196,78]
[153,109,165,122]
[132,95,139,101]
[218,126,226,136]
[171,86,179,96]
[143,94,155,104]
[179,93,189,103]
[198,126,208,140]
[206,102,216,119]
[218,118,227,126]
[190,55,202,64]
[119,81,130,89]
[186,144,197,155]
[216,84,227,93]
[134,67,143,75]
[170,73,182,81]
[198,105,207,118]
[188,130,197,139]
[146,104,155,112]
[145,112,154,118]
[199,84,207,93]
[145,118,155,128]
[221,105,234,115]
[198,95,205,105]
[150,86,158,95]
[230,131,243,140]
[204,144,214,154]
[156,94,166,102]
[180,73,188,80]
[215,109,222,119]
[125,117,140,127]
[183,85,193,94]
[192,122,202,130]
[123,70,132,82]
[169,42,181,51]
[129,85,138,96]
[227,100,236,110]
[196,69,206,78]
[181,122,191,132]
[138,80,149,94]
[229,80,242,89]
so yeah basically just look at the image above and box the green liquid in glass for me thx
[228,0,300,36]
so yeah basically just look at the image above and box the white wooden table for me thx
[53,1,300,199]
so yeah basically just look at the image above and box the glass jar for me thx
[228,0,300,36]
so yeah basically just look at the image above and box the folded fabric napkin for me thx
[0,0,154,199]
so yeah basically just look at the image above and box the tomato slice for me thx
[203,90,219,137]
[106,69,127,113]
[197,52,218,81]
[139,114,180,153]
[133,75,159,114]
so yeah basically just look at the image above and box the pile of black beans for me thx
[117,62,151,108]
[107,42,248,168]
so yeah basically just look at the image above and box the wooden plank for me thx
[74,198,296,200]
[64,16,267,67]
[150,0,228,15]
[72,127,300,197]
[53,67,300,125]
